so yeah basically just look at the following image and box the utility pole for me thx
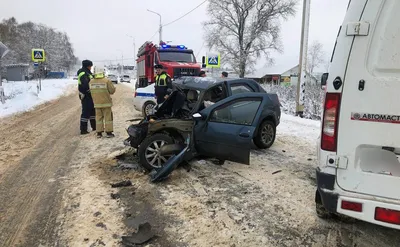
[147,9,162,43]
[296,0,311,117]
[126,34,136,59]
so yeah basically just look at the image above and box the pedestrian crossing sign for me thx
[32,49,46,62]
[206,53,220,68]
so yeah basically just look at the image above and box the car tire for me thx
[138,133,174,171]
[142,101,156,117]
[253,120,276,149]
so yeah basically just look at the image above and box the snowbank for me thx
[278,113,321,144]
[0,79,76,118]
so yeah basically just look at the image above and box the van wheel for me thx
[315,190,333,219]
[138,133,174,171]
[142,101,156,117]
[254,120,276,149]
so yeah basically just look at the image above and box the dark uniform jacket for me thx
[154,71,173,98]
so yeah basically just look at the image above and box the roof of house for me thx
[246,63,297,78]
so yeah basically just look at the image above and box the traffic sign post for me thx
[205,53,221,68]
[32,49,45,94]
[32,49,46,62]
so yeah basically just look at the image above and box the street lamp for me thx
[147,9,162,44]
[126,34,136,58]
[117,49,124,73]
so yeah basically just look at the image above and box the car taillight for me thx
[134,91,137,97]
[341,200,363,212]
[375,207,400,225]
[321,92,341,151]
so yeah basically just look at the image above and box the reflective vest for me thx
[78,71,93,85]
[155,73,169,86]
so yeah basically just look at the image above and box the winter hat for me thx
[221,71,228,77]
[82,60,93,68]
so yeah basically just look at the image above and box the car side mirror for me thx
[193,113,203,120]
[321,73,328,89]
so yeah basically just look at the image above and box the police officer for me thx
[90,65,116,138]
[77,60,96,135]
[154,64,172,104]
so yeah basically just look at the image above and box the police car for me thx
[133,84,157,117]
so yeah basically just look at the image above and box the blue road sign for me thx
[32,49,45,62]
[206,53,220,68]
[33,62,39,67]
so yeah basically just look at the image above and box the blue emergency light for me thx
[161,44,186,49]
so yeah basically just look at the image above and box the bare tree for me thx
[203,0,297,78]
[0,17,76,74]
[307,40,325,75]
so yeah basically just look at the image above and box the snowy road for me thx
[0,83,399,246]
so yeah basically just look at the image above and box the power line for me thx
[147,29,159,41]
[162,0,208,27]
[196,40,206,58]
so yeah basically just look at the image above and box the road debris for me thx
[121,222,155,246]
[272,170,282,175]
[111,193,120,200]
[111,180,132,188]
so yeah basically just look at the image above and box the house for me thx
[280,65,319,86]
[245,64,289,84]
[246,64,319,86]
[5,64,29,81]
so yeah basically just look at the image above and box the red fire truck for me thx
[136,41,201,88]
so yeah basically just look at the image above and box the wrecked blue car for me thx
[124,77,281,181]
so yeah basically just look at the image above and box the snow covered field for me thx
[0,79,76,118]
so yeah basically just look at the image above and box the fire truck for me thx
[136,41,201,88]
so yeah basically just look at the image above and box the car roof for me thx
[173,76,242,90]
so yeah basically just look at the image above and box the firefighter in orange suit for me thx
[89,65,116,138]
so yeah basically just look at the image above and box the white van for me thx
[316,0,400,229]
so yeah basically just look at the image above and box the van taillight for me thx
[341,200,363,212]
[375,207,400,225]
[321,93,341,151]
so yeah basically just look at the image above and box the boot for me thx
[106,132,115,138]
[97,132,103,138]
[80,121,89,135]
[90,119,96,131]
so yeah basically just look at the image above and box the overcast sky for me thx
[1,0,349,74]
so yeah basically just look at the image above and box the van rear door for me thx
[336,0,400,200]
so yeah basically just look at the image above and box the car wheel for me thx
[138,133,174,171]
[253,120,276,149]
[142,101,156,117]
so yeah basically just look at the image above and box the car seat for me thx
[187,90,199,109]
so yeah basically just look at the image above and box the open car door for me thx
[193,93,268,165]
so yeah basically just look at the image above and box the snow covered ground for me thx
[278,113,321,144]
[0,79,76,118]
